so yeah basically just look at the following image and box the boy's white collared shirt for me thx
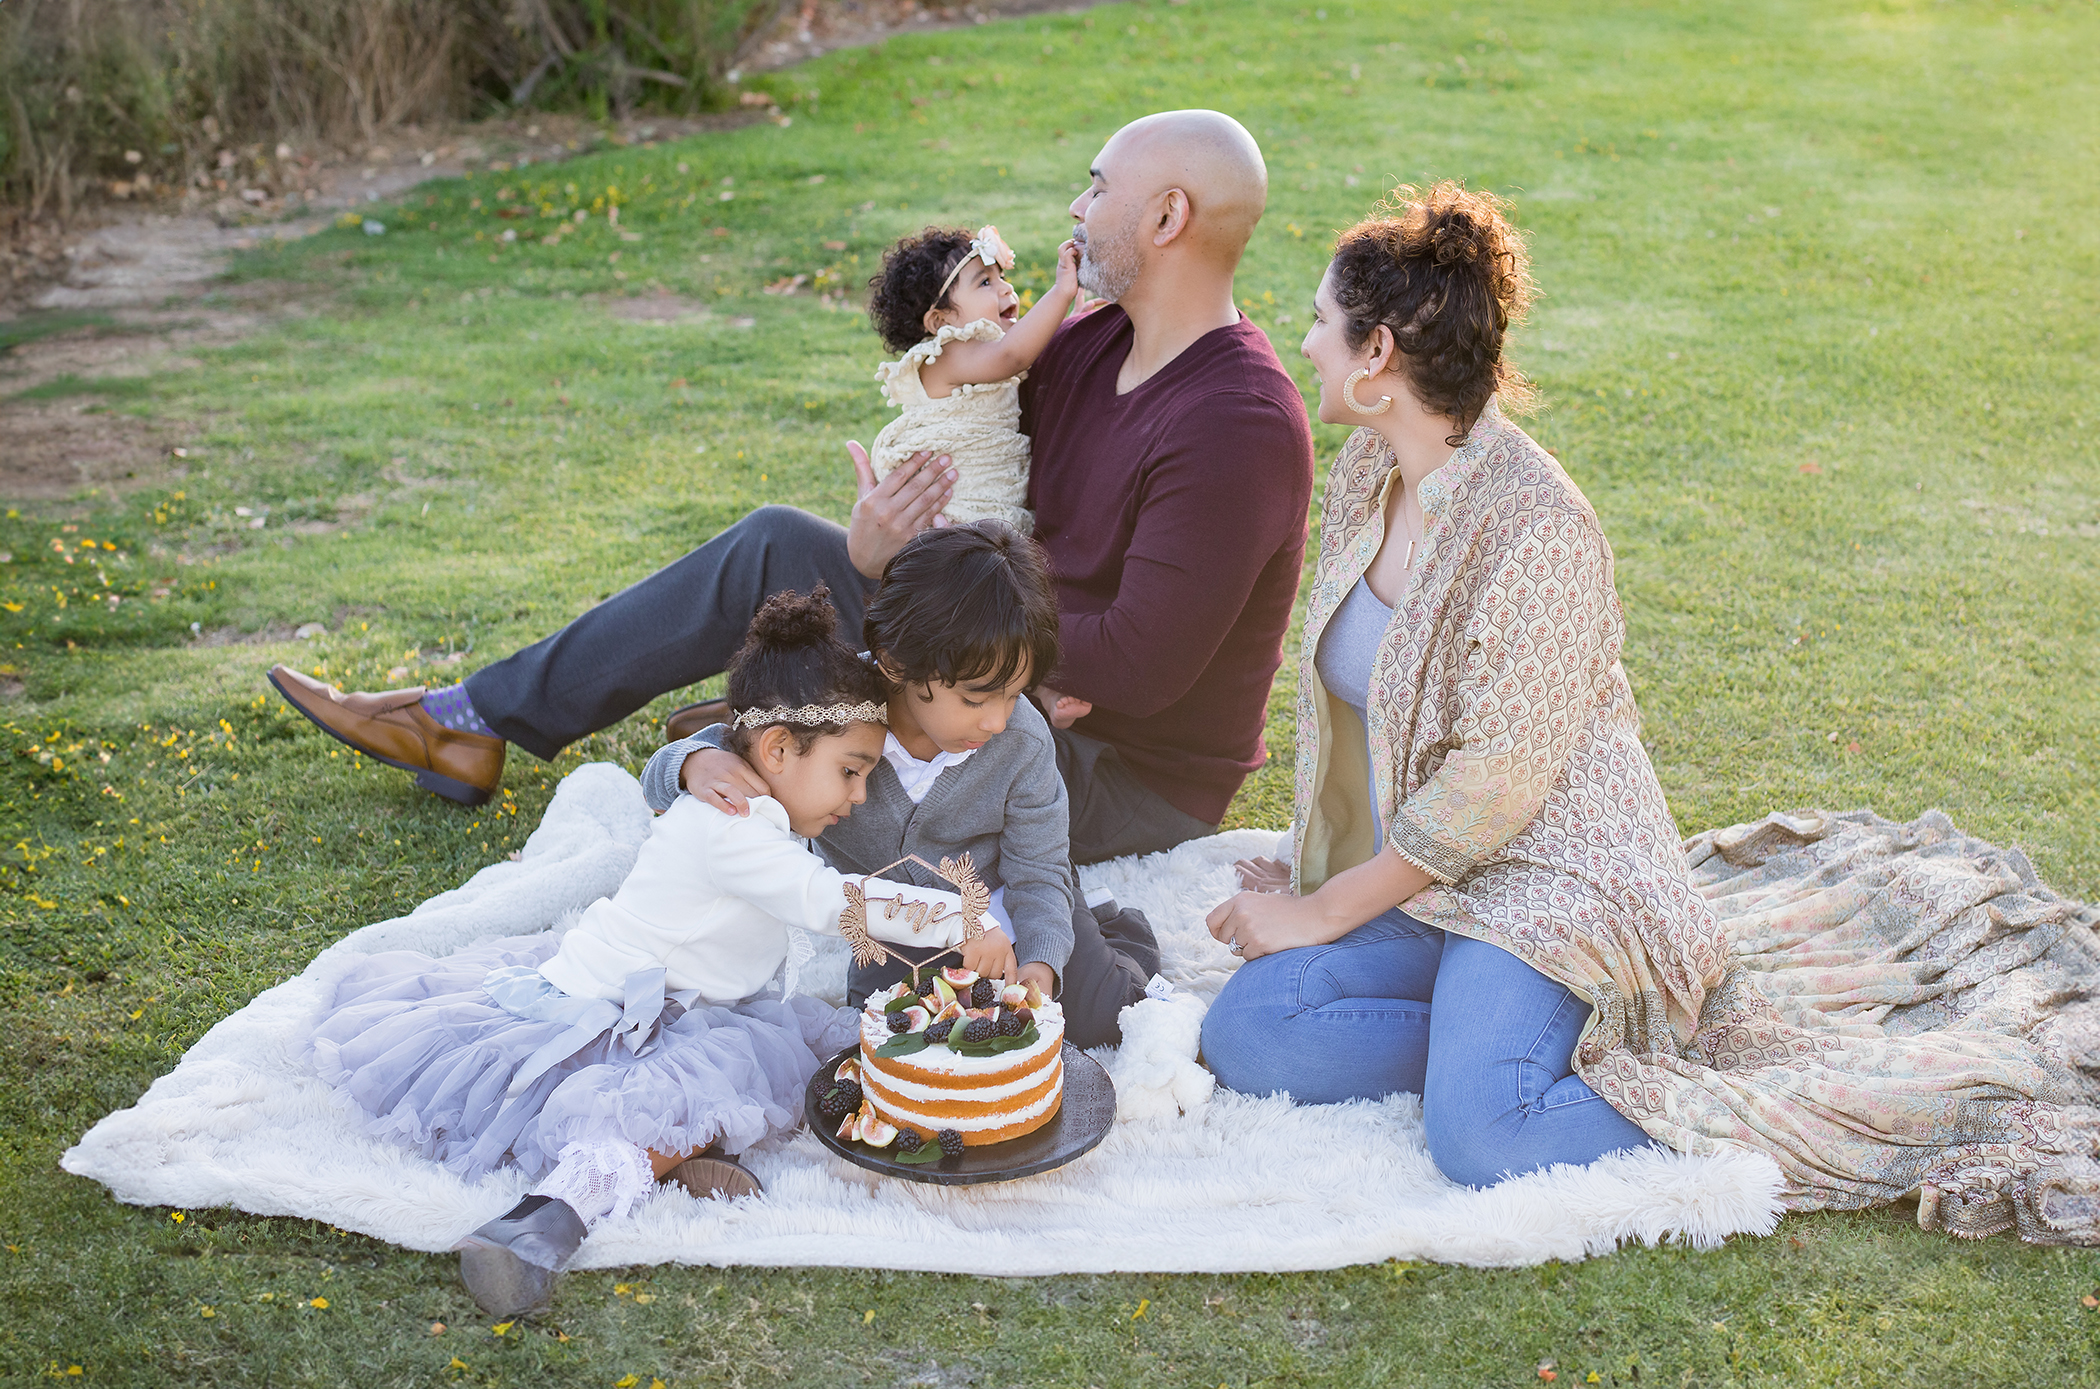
[881,732,977,804]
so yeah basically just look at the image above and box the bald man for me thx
[272,109,1314,866]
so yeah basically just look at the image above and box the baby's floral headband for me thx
[937,225,1016,297]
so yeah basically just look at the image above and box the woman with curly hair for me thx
[1199,182,2096,1244]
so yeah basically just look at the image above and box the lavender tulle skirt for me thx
[310,932,858,1182]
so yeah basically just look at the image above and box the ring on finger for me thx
[1227,938,1244,956]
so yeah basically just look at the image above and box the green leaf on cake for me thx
[874,1032,929,1057]
[946,1023,1041,1057]
[891,1141,946,1164]
[882,992,918,1014]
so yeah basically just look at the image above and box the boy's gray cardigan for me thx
[639,696,1078,974]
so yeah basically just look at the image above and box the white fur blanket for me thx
[62,764,1784,1272]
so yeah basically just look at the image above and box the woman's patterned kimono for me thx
[1290,402,2098,1244]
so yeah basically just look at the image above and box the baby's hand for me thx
[1054,239,1081,299]
[960,930,1018,985]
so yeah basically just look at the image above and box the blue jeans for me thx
[1201,908,1655,1187]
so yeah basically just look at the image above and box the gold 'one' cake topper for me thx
[837,852,991,968]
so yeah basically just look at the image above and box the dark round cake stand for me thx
[805,1043,1116,1186]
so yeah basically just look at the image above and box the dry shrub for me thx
[0,0,782,217]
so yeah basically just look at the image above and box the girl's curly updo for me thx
[1329,181,1538,441]
[867,226,977,354]
[724,586,891,757]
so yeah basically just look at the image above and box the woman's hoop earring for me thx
[1343,368,1393,416]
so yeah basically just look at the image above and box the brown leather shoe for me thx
[268,664,505,806]
[662,1153,763,1201]
[664,698,730,742]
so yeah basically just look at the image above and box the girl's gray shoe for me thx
[454,1194,587,1318]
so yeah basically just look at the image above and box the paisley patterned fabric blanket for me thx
[1688,808,2100,1239]
[1290,407,2099,1247]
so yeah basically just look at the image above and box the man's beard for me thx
[1075,216,1141,301]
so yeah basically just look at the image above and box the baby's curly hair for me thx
[1329,181,1539,442]
[867,226,977,354]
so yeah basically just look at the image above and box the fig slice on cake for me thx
[900,1005,931,1033]
[941,966,978,988]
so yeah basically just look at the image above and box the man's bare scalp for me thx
[1100,110,1267,265]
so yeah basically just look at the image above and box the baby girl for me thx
[864,225,1080,534]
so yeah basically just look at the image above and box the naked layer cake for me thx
[817,967,1065,1157]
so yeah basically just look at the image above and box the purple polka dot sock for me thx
[421,684,497,739]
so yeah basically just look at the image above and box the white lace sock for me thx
[528,1140,657,1227]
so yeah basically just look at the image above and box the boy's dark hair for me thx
[867,226,977,355]
[724,586,891,757]
[863,521,1059,696]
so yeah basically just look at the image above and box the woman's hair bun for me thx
[1330,180,1538,441]
[746,585,841,649]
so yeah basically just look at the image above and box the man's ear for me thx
[1151,187,1192,247]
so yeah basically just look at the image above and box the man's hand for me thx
[847,443,955,579]
[1018,961,1058,1000]
[680,747,767,816]
[960,930,1018,985]
[1034,684,1092,730]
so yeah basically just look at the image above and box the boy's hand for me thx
[681,747,767,816]
[960,930,1018,985]
[1018,962,1058,1000]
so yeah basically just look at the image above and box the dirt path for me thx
[0,0,1101,506]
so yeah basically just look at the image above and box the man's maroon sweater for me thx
[1021,307,1314,825]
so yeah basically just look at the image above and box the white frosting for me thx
[869,1073,1064,1134]
[861,1055,1060,1106]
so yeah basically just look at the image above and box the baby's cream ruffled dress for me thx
[870,318,1034,534]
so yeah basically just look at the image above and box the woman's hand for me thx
[1205,889,1349,961]
[1233,855,1291,894]
[681,747,767,816]
[960,930,1018,985]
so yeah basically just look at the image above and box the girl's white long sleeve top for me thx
[537,793,979,1005]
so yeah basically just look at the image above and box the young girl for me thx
[310,589,998,1319]
[864,225,1081,534]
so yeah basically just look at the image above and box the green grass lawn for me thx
[3,0,2098,1382]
